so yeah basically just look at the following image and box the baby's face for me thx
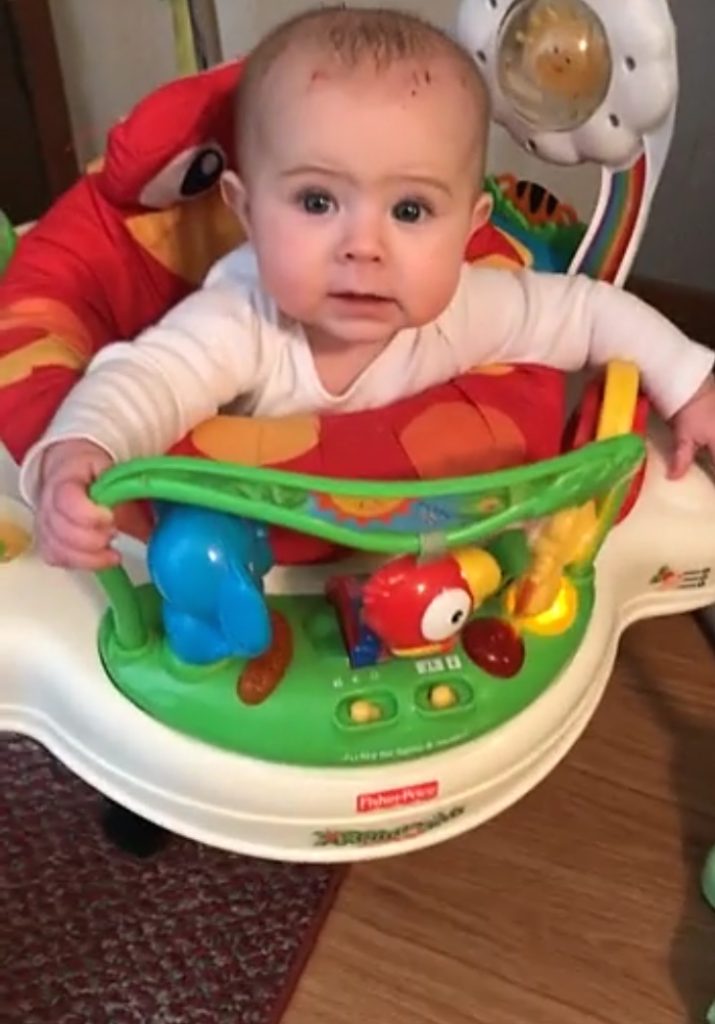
[228,50,488,350]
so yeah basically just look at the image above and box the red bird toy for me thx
[362,548,502,658]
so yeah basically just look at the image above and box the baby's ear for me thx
[470,190,493,233]
[220,170,251,235]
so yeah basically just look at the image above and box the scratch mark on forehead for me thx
[308,66,332,86]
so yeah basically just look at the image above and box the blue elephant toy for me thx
[147,504,274,665]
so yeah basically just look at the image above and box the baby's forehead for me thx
[240,43,488,176]
[266,44,476,101]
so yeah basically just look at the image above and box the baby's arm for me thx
[22,283,266,568]
[457,268,715,472]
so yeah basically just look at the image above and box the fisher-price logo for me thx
[356,781,439,814]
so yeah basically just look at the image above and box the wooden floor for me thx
[285,614,715,1024]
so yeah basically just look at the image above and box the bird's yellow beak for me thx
[453,548,502,604]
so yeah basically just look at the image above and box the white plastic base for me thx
[1,433,713,863]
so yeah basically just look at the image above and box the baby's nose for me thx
[344,246,381,263]
[340,211,384,263]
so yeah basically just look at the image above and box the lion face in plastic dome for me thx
[497,0,612,133]
[457,0,678,167]
[517,2,611,101]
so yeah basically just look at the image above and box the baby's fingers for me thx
[668,437,696,481]
[39,517,119,571]
[42,543,120,571]
[50,478,114,530]
[44,511,114,554]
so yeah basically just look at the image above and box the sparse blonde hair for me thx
[235,4,490,179]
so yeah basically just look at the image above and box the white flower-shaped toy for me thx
[457,0,677,168]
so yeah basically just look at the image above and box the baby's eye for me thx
[298,189,336,215]
[392,198,431,223]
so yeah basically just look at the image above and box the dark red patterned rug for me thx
[0,736,345,1024]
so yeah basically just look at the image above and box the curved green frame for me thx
[90,433,645,651]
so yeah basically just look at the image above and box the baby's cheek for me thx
[407,257,463,323]
[255,241,313,315]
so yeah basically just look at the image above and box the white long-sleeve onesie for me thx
[19,244,715,503]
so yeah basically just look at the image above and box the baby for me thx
[21,4,715,570]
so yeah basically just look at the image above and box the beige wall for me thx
[215,0,461,42]
[49,0,177,165]
[49,0,713,290]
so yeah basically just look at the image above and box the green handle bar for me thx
[90,434,645,652]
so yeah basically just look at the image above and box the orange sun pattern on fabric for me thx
[315,494,412,524]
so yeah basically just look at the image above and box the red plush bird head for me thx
[83,59,248,300]
[98,59,244,210]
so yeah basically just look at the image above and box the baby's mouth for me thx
[330,291,393,303]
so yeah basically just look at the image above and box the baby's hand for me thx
[37,439,118,570]
[669,377,715,479]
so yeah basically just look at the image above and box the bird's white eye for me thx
[138,143,226,209]
[420,589,472,642]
